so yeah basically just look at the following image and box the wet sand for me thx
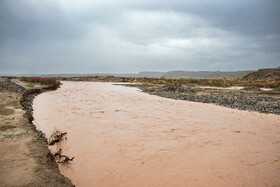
[33,81,280,186]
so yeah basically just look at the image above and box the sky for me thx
[0,0,279,74]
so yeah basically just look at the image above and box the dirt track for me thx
[33,81,280,186]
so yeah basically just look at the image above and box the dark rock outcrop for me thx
[0,78,26,93]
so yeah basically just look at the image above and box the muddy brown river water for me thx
[33,81,280,187]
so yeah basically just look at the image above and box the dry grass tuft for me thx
[0,108,15,115]
[20,77,57,85]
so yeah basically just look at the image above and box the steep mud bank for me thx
[33,81,280,187]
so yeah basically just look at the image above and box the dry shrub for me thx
[162,84,183,91]
[188,79,199,83]
[20,77,57,85]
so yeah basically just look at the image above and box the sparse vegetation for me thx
[190,89,196,94]
[20,77,58,85]
[0,125,16,131]
[133,77,280,88]
[26,82,41,88]
[63,75,279,88]
[0,108,15,115]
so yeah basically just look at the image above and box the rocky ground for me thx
[0,78,26,94]
[0,78,74,187]
[126,84,280,115]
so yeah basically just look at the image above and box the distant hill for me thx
[136,71,165,78]
[244,68,280,80]
[8,69,280,79]
[135,70,252,79]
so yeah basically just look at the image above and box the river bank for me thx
[0,78,74,187]
[126,83,280,115]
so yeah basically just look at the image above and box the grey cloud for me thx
[136,0,280,36]
[0,0,279,74]
[0,1,87,42]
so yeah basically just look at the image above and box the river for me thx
[33,81,280,186]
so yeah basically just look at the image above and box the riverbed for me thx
[33,81,280,186]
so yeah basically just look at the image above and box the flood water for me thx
[33,81,280,186]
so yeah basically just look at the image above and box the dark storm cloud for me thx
[0,0,279,74]
[137,0,280,36]
[0,1,87,42]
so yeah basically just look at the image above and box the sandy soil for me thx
[33,81,280,187]
[0,92,36,186]
[0,90,73,187]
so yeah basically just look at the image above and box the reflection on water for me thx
[33,81,280,187]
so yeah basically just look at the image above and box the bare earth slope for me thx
[33,81,280,187]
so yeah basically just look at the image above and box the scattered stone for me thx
[38,130,48,143]
[242,86,262,91]
[140,85,280,115]
[273,87,280,91]
[0,79,26,94]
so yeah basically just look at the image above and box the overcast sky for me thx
[0,0,279,74]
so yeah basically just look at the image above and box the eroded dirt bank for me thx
[0,79,74,187]
[33,81,280,187]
